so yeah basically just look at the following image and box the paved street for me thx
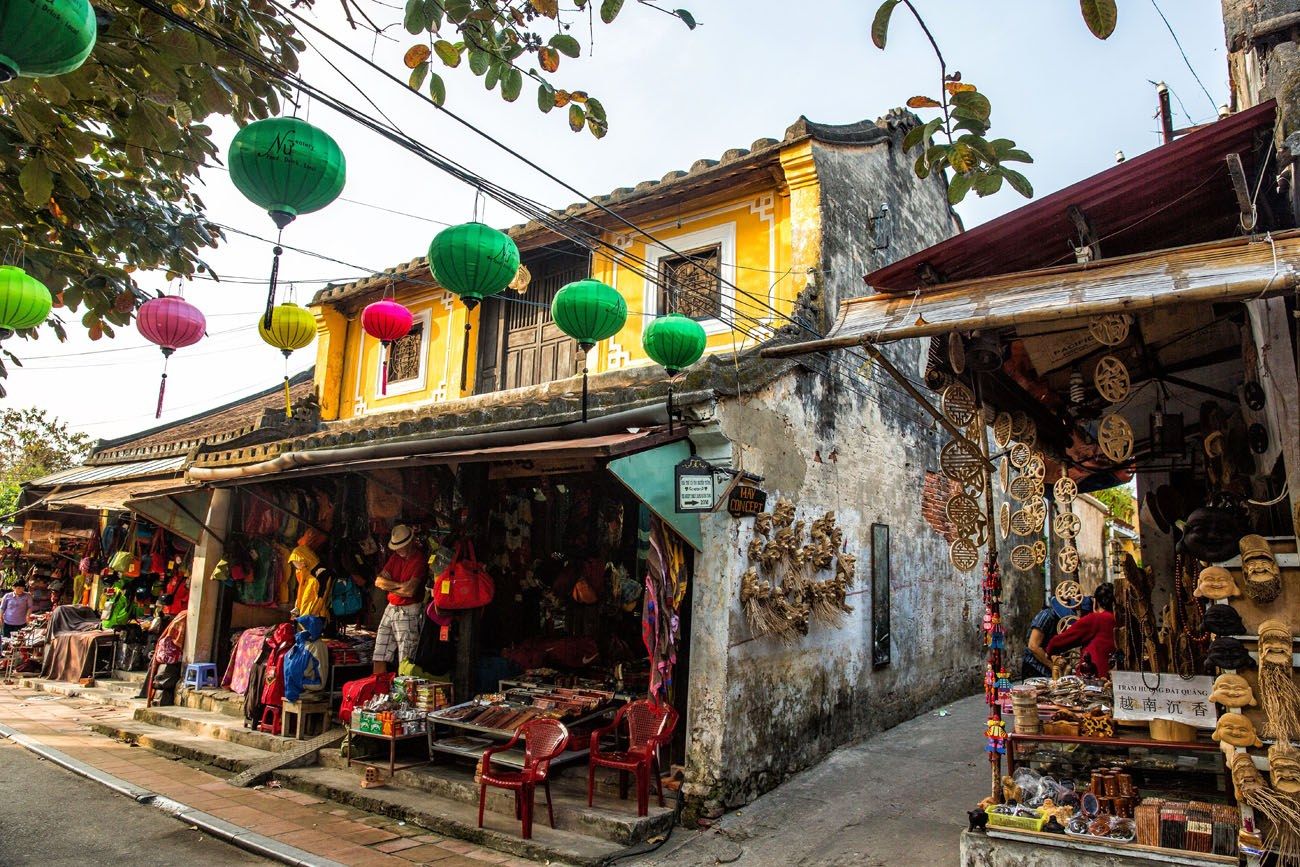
[0,739,268,866]
[638,693,988,867]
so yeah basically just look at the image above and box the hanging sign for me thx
[674,457,715,513]
[727,484,768,518]
[1111,671,1218,730]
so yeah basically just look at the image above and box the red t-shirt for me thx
[381,550,427,606]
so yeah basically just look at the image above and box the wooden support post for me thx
[1246,298,1300,537]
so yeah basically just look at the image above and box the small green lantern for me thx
[0,0,97,81]
[643,313,707,375]
[229,118,346,229]
[428,222,520,310]
[0,266,52,331]
[551,279,627,422]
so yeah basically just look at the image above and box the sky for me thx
[7,0,1234,444]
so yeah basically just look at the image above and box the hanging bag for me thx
[108,520,140,577]
[432,540,495,610]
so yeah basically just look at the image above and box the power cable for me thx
[1149,0,1219,115]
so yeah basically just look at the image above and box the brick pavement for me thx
[0,685,531,867]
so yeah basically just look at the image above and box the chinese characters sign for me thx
[1111,671,1218,730]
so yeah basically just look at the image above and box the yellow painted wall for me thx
[314,144,818,421]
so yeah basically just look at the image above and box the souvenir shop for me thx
[860,278,1300,864]
[210,448,692,773]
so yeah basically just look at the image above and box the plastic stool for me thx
[257,704,282,735]
[182,663,218,690]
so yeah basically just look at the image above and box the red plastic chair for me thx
[587,699,678,816]
[478,717,570,840]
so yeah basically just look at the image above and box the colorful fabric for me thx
[155,612,188,666]
[373,602,423,666]
[643,516,686,702]
[222,625,271,693]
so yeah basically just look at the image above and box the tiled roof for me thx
[310,114,897,308]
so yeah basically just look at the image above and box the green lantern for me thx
[228,117,347,229]
[0,0,97,81]
[0,266,52,331]
[552,279,627,351]
[428,222,520,309]
[643,313,707,375]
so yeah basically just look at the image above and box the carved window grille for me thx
[386,322,424,385]
[659,244,722,320]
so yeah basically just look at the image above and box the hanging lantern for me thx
[0,0,97,81]
[642,313,706,433]
[258,302,315,418]
[552,279,627,422]
[428,221,519,391]
[228,117,346,328]
[361,298,414,396]
[137,295,206,418]
[0,265,52,332]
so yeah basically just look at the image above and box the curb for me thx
[0,721,346,867]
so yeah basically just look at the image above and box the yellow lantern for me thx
[258,302,315,417]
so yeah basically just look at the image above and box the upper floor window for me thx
[659,245,722,320]
[386,322,424,386]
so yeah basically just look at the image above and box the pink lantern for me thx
[137,295,206,418]
[361,298,414,395]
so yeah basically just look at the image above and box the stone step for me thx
[135,706,303,754]
[89,718,279,773]
[276,765,622,867]
[176,687,247,718]
[318,751,672,845]
[19,677,146,711]
[111,669,148,684]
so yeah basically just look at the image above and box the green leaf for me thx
[1001,149,1034,164]
[1079,0,1117,39]
[972,170,1003,197]
[501,68,523,102]
[676,9,697,29]
[568,103,586,132]
[914,152,931,180]
[1000,167,1034,198]
[484,61,502,90]
[428,71,446,105]
[902,117,942,152]
[434,39,461,67]
[947,172,973,204]
[871,0,899,49]
[586,96,607,122]
[468,48,490,76]
[949,141,976,173]
[409,60,430,91]
[19,158,53,209]
[443,0,472,23]
[403,0,427,35]
[537,82,555,113]
[600,0,625,23]
[549,34,581,58]
[949,90,991,121]
[424,0,444,31]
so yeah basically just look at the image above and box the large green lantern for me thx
[229,117,346,328]
[0,266,52,331]
[0,0,97,81]
[643,313,707,375]
[551,278,627,422]
[428,222,520,310]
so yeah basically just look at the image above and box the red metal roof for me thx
[867,101,1278,294]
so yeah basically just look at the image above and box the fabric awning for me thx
[126,488,214,545]
[41,478,192,512]
[763,233,1300,356]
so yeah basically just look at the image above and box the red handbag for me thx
[433,540,495,610]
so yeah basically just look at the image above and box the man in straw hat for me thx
[372,525,427,674]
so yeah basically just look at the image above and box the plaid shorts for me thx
[373,602,423,666]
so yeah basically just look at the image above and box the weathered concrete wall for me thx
[1074,493,1110,592]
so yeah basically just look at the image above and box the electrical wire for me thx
[1149,0,1220,115]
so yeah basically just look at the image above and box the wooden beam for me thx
[1245,298,1300,537]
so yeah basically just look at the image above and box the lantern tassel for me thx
[667,382,674,435]
[581,366,589,423]
[155,351,173,419]
[381,342,389,396]
[263,244,283,330]
[459,321,472,393]
[283,352,293,419]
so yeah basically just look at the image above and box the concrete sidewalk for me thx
[638,693,989,867]
[0,685,531,867]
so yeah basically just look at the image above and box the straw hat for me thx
[388,524,415,550]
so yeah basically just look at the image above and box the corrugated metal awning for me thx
[31,456,187,487]
[764,233,1300,356]
[41,478,195,511]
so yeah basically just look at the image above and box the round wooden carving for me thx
[1098,413,1134,463]
[1055,579,1084,609]
[941,438,985,486]
[1089,314,1130,347]
[1057,545,1080,574]
[1053,476,1078,504]
[1010,411,1030,438]
[949,537,979,573]
[1009,474,1038,503]
[1009,508,1035,536]
[1011,544,1036,571]
[1093,355,1131,403]
[1057,614,1079,634]
[999,456,1010,493]
[946,494,985,540]
[1023,454,1046,481]
[993,412,1013,448]
[941,382,977,427]
[999,502,1010,540]
[948,332,966,375]
[1032,539,1048,564]
[1018,420,1038,449]
[1009,442,1032,469]
[1054,512,1082,539]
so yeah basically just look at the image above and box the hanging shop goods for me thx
[258,302,315,417]
[0,265,52,331]
[0,0,96,81]
[361,299,415,396]
[136,295,206,418]
[228,117,346,326]
[551,279,627,422]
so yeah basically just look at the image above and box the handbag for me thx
[432,540,495,610]
[108,520,140,577]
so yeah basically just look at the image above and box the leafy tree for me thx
[870,0,1117,203]
[1091,484,1136,526]
[0,408,92,517]
[0,0,297,358]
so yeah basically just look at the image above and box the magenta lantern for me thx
[137,295,206,418]
[361,298,414,396]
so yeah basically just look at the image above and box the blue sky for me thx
[10,0,1232,441]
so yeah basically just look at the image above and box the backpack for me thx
[339,672,394,725]
[331,574,363,617]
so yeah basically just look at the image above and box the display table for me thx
[964,829,1237,866]
[1008,730,1227,801]
[426,699,620,770]
[345,727,428,775]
